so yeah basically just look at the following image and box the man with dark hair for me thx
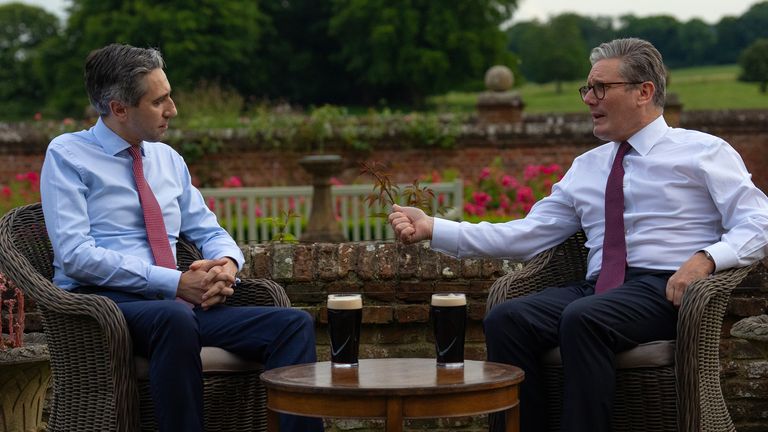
[389,38,768,432]
[40,43,323,432]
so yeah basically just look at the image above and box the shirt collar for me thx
[93,117,144,157]
[623,115,669,156]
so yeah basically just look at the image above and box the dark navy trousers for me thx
[484,268,678,432]
[78,288,324,432]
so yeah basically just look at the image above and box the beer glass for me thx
[327,294,363,367]
[430,293,467,368]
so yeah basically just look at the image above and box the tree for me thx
[713,16,747,64]
[739,38,768,93]
[617,15,684,67]
[327,0,518,105]
[41,0,269,116]
[256,0,350,104]
[0,3,60,119]
[676,19,717,66]
[507,14,590,92]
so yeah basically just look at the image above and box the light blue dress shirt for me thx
[40,118,244,300]
[432,116,768,279]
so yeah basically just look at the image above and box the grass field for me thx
[427,64,768,113]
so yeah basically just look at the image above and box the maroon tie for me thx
[595,141,632,294]
[128,146,176,269]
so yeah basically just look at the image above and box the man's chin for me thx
[592,126,609,141]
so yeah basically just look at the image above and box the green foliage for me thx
[327,0,519,105]
[0,3,60,119]
[508,14,590,90]
[40,0,269,117]
[270,210,300,243]
[241,106,466,152]
[173,83,245,129]
[739,39,768,93]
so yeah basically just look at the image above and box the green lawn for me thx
[427,65,768,114]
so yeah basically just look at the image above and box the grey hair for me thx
[85,44,165,116]
[589,38,666,108]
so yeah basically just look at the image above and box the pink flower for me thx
[479,167,491,180]
[523,165,541,181]
[1,186,11,199]
[472,191,491,207]
[542,163,562,175]
[223,176,243,188]
[33,112,42,121]
[501,175,518,189]
[499,194,511,210]
[516,186,534,203]
[330,177,343,186]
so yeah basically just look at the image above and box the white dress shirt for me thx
[431,116,768,279]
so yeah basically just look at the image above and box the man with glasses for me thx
[388,38,768,431]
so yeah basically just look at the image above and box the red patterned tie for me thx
[595,141,632,294]
[128,146,176,269]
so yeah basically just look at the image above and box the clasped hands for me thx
[177,257,238,309]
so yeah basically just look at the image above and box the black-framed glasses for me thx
[578,82,644,100]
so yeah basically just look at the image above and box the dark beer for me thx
[327,294,363,367]
[431,293,467,368]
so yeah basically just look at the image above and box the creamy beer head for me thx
[431,293,467,307]
[327,294,362,310]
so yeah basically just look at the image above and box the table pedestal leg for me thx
[267,408,279,432]
[505,404,520,432]
[385,397,404,432]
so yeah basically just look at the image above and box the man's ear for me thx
[637,82,655,106]
[109,100,128,120]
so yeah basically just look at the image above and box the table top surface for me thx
[260,358,524,396]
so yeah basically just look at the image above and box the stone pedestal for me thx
[299,155,346,243]
[477,91,525,124]
[476,65,524,125]
[0,335,50,432]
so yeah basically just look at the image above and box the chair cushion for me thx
[541,339,675,369]
[135,346,263,379]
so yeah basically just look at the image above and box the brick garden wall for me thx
[238,241,768,431]
[1,110,767,193]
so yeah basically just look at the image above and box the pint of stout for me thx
[430,293,467,368]
[327,294,363,367]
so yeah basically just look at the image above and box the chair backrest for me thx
[1,201,209,275]
[545,230,590,283]
[0,203,55,281]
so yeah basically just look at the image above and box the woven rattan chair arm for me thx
[486,246,559,313]
[228,277,291,307]
[486,231,588,313]
[675,262,757,432]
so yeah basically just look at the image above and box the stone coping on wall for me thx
[3,109,767,153]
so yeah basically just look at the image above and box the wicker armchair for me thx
[0,203,290,432]
[486,231,756,432]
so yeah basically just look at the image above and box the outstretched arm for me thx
[388,204,435,244]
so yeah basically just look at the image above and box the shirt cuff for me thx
[430,218,461,257]
[702,242,740,273]
[147,265,182,300]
